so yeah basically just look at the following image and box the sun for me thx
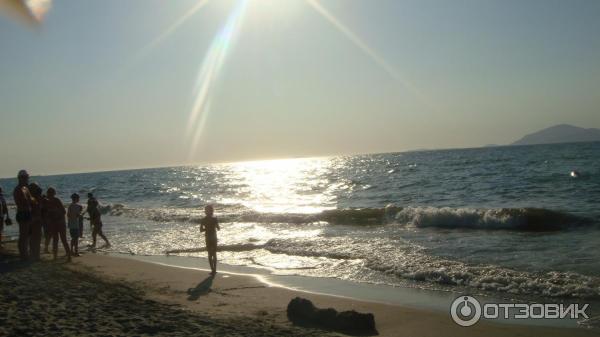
[133,0,424,160]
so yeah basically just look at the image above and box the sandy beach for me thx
[0,241,597,337]
[2,1,599,335]
[0,243,334,337]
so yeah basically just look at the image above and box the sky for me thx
[1,0,599,177]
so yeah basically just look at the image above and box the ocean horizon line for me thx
[4,140,598,179]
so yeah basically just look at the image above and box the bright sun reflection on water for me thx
[221,157,336,213]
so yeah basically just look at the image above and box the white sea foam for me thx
[262,237,600,299]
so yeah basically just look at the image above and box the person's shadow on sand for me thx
[187,275,214,301]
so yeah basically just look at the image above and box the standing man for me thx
[0,187,12,249]
[13,170,32,260]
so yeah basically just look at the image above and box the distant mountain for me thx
[511,124,600,146]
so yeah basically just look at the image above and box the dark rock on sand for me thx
[287,297,378,336]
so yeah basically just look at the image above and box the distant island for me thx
[511,124,600,146]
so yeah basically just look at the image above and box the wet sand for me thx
[0,243,598,337]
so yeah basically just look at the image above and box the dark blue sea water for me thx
[2,142,599,301]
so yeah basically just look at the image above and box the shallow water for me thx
[2,142,600,302]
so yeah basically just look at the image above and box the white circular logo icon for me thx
[451,295,482,326]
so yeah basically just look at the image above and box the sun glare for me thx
[305,0,436,112]
[132,0,434,161]
[186,0,249,160]
[246,0,303,17]
[134,0,211,62]
[223,158,334,213]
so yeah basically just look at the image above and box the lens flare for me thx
[130,0,435,161]
[135,0,211,61]
[26,0,50,21]
[187,0,249,159]
[306,0,435,111]
[0,0,51,26]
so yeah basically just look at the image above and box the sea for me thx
[2,142,600,311]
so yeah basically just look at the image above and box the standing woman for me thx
[28,183,44,261]
[45,187,71,262]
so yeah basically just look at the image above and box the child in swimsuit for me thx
[67,193,83,256]
[200,205,220,275]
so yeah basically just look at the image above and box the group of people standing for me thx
[1,169,223,274]
[0,169,110,262]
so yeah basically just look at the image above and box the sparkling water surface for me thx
[2,142,599,301]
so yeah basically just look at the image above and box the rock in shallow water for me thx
[287,297,377,336]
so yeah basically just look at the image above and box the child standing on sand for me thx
[67,193,83,256]
[200,205,220,275]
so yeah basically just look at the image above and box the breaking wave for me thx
[394,206,592,231]
[100,203,594,231]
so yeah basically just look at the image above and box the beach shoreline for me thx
[64,252,600,336]
[119,252,593,329]
[1,242,598,336]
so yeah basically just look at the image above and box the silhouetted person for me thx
[13,170,32,260]
[45,187,71,262]
[78,207,84,239]
[28,183,44,261]
[67,193,83,256]
[40,192,51,254]
[0,187,12,250]
[200,205,220,275]
[87,193,109,248]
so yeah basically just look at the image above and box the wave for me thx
[99,203,593,231]
[365,256,600,299]
[166,243,264,255]
[394,206,591,231]
[162,237,600,299]
[261,238,600,299]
